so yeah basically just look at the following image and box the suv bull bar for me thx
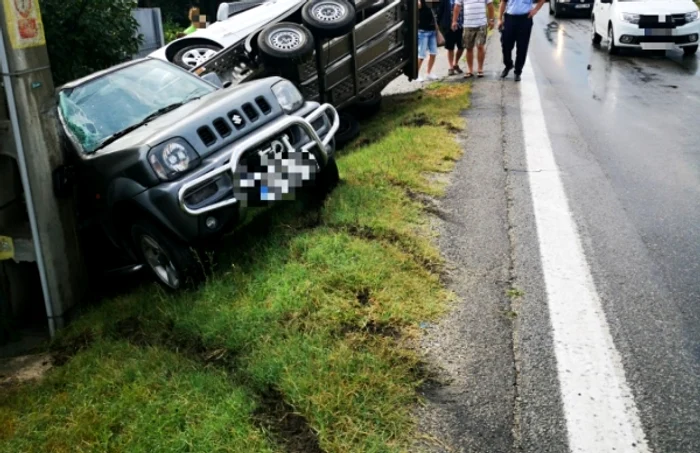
[177,103,340,216]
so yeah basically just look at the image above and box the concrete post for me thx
[0,0,87,336]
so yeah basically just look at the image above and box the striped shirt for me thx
[455,0,492,28]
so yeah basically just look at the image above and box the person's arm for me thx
[487,1,495,29]
[528,0,546,18]
[498,0,506,30]
[452,1,462,31]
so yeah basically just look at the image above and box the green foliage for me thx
[42,0,143,86]
[163,18,183,44]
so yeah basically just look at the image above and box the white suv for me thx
[591,0,700,56]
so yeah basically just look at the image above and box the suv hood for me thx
[617,0,698,15]
[97,77,284,157]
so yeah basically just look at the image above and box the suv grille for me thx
[213,118,232,138]
[197,126,217,146]
[229,110,246,129]
[242,103,259,122]
[255,96,272,114]
[639,14,687,28]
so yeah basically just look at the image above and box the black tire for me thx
[551,0,560,18]
[335,111,360,148]
[131,220,202,291]
[607,25,619,55]
[257,22,315,66]
[549,0,554,15]
[302,0,356,39]
[591,17,602,45]
[173,43,222,69]
[317,157,340,196]
[683,45,698,57]
[348,91,382,118]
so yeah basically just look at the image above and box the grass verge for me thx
[0,82,470,453]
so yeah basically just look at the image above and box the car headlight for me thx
[686,11,699,22]
[621,13,640,24]
[148,138,200,181]
[272,80,304,113]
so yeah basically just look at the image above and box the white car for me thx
[591,0,700,56]
[150,0,380,69]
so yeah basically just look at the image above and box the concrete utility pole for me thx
[0,0,86,336]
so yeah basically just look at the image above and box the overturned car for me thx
[53,58,339,290]
[151,0,419,140]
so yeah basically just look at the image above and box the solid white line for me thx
[519,61,651,453]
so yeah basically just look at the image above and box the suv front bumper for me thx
[132,102,339,243]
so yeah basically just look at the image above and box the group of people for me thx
[417,0,546,82]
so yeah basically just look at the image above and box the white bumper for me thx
[614,20,700,49]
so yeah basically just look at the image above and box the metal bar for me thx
[178,103,338,216]
[0,31,55,337]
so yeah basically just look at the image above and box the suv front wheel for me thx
[131,221,202,290]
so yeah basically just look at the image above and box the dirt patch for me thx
[356,287,372,306]
[402,113,434,128]
[340,320,401,339]
[0,353,53,386]
[51,330,94,366]
[255,387,324,453]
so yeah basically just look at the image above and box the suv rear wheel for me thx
[591,17,602,45]
[683,45,698,57]
[302,0,356,39]
[258,22,315,65]
[131,221,202,290]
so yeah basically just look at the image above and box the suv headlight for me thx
[686,11,699,22]
[621,13,640,24]
[272,80,304,113]
[148,138,200,181]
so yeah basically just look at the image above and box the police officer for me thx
[498,0,545,82]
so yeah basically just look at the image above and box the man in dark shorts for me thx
[437,0,465,75]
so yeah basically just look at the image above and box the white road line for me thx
[519,61,651,453]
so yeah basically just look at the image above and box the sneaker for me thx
[427,73,440,81]
[416,76,425,83]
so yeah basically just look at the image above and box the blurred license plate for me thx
[575,4,590,8]
[645,28,672,36]
[640,42,674,50]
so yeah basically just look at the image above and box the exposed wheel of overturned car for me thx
[257,22,315,66]
[348,91,382,118]
[131,220,203,290]
[302,0,356,39]
[173,43,223,69]
[335,111,360,148]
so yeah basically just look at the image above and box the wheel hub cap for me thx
[140,236,180,289]
[312,2,345,22]
[270,28,304,50]
[181,48,218,67]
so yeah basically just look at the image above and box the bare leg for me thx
[447,49,455,69]
[455,48,465,68]
[466,47,475,74]
[418,57,424,74]
[477,45,486,72]
[427,54,436,74]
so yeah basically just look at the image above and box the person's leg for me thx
[454,28,465,71]
[514,18,534,76]
[476,26,487,74]
[417,31,428,79]
[501,16,516,74]
[426,31,438,78]
[443,27,456,74]
[464,28,477,75]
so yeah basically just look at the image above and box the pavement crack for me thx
[501,79,524,453]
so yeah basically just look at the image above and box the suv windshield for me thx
[59,59,216,153]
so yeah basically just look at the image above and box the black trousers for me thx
[501,14,533,75]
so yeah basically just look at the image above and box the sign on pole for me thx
[2,0,46,49]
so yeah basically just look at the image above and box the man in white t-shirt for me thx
[452,0,495,78]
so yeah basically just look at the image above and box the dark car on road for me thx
[53,58,340,290]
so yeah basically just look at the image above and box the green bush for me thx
[42,0,143,86]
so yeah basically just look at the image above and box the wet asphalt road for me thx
[395,8,700,453]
